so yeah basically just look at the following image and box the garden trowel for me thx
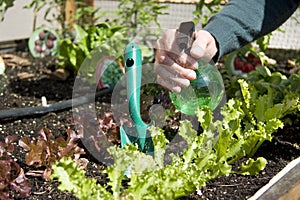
[120,42,154,154]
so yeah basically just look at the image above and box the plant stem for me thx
[33,7,37,32]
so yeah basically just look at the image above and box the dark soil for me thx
[0,50,299,200]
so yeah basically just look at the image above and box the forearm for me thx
[203,0,300,60]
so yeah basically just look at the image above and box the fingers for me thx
[155,50,197,80]
[154,30,198,93]
[154,29,218,93]
[155,38,198,71]
[154,47,197,93]
[157,75,182,93]
[155,63,194,86]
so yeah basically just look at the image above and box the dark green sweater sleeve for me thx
[203,0,300,61]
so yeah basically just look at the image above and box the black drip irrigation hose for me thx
[0,88,112,120]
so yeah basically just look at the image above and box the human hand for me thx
[154,29,218,93]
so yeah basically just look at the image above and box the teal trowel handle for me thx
[123,42,148,149]
[124,43,145,126]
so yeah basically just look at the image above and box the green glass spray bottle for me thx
[169,22,225,115]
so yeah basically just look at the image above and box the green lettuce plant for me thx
[224,66,300,125]
[51,75,299,199]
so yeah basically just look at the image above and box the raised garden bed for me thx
[0,50,299,199]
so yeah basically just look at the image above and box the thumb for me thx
[190,30,216,62]
[190,30,208,59]
[190,41,206,59]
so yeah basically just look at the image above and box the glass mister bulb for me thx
[169,61,225,116]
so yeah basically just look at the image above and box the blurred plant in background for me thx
[24,0,103,38]
[0,0,14,21]
[58,0,168,74]
[193,0,225,27]
[57,22,126,76]
[115,0,168,37]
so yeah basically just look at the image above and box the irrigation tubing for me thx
[0,88,112,120]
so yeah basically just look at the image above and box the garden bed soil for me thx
[0,51,299,200]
